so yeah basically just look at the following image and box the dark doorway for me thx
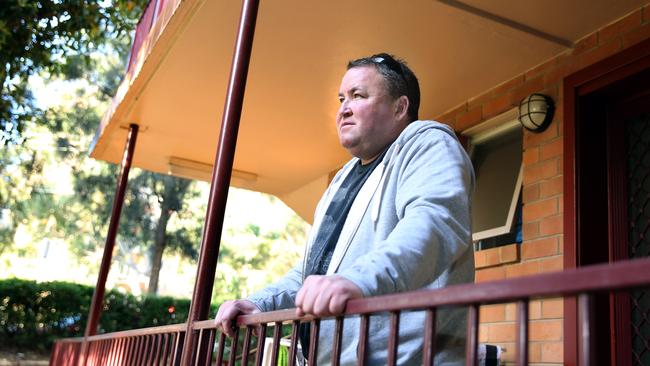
[566,39,650,366]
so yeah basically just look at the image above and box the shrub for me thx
[0,278,215,352]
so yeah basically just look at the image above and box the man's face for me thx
[336,66,404,163]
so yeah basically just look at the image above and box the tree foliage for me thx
[0,0,310,304]
[0,0,147,145]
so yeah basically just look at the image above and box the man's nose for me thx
[338,102,352,118]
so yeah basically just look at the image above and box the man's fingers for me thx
[328,293,347,315]
[296,275,363,317]
[221,319,234,338]
[312,288,332,316]
[214,300,261,338]
[295,307,305,317]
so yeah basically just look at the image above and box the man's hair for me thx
[347,53,420,122]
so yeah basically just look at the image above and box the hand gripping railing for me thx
[50,257,650,366]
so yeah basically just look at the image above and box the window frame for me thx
[461,108,523,243]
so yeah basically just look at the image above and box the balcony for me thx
[50,258,650,365]
[48,0,650,365]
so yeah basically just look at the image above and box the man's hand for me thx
[214,299,261,337]
[295,275,363,317]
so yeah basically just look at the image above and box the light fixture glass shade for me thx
[518,93,554,132]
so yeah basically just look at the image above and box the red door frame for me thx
[563,37,650,366]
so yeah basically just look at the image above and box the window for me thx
[463,109,523,251]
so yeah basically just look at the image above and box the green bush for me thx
[0,278,216,352]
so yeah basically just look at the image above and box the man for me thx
[215,53,474,365]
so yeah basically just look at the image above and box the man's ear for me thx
[395,96,409,120]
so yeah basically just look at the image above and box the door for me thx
[569,46,650,366]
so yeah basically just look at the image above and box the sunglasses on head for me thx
[371,53,406,80]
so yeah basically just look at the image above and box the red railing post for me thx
[79,124,139,365]
[179,0,260,364]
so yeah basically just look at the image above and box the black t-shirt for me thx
[300,150,387,358]
[304,150,386,277]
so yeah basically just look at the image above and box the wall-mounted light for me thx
[518,93,555,132]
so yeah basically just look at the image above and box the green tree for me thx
[213,200,308,305]
[46,94,204,294]
[1,19,204,295]
[0,0,147,145]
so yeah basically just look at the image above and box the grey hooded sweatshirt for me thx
[249,120,475,365]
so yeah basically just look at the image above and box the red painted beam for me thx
[179,0,260,364]
[79,124,138,366]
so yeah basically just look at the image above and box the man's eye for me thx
[353,93,363,99]
[338,96,345,103]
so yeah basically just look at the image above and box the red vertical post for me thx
[516,300,529,365]
[79,124,139,364]
[466,304,479,366]
[179,0,259,364]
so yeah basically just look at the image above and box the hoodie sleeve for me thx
[247,261,304,312]
[246,161,356,311]
[336,128,474,296]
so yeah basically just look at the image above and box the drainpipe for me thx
[180,0,259,364]
[79,124,139,364]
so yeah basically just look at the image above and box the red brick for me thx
[622,21,650,49]
[530,319,563,341]
[524,121,559,148]
[487,323,516,342]
[530,300,542,319]
[474,250,487,268]
[523,146,539,165]
[505,303,516,321]
[542,84,560,101]
[523,159,559,185]
[479,324,489,342]
[436,102,466,126]
[543,61,570,87]
[523,183,540,203]
[509,76,545,105]
[491,75,525,98]
[475,247,500,268]
[476,266,506,282]
[572,33,598,55]
[525,56,558,81]
[467,91,493,110]
[467,75,525,109]
[456,106,482,131]
[522,237,558,259]
[540,214,563,236]
[480,304,506,322]
[539,138,563,161]
[540,255,563,273]
[524,197,558,221]
[599,9,643,43]
[577,37,622,71]
[482,93,515,119]
[528,342,543,363]
[542,298,563,319]
[541,341,564,362]
[499,244,519,263]
[522,221,540,240]
[506,261,541,278]
[540,175,563,198]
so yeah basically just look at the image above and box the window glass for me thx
[469,123,523,248]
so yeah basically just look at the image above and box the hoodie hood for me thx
[303,120,467,279]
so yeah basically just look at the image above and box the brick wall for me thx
[435,5,650,365]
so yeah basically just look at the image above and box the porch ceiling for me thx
[90,0,649,221]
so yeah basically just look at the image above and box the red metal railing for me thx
[50,256,650,365]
